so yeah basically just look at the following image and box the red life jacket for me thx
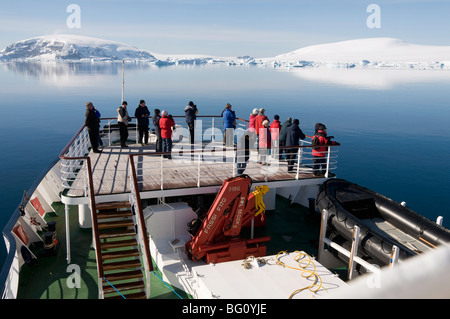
[159,115,175,139]
[270,119,281,140]
[312,130,336,157]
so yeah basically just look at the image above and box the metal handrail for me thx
[59,124,105,281]
[128,142,339,191]
[128,155,154,296]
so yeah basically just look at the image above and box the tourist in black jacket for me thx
[184,101,197,144]
[135,99,150,145]
[152,109,162,152]
[85,101,101,153]
[285,119,305,172]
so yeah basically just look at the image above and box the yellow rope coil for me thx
[275,250,328,299]
[252,185,269,217]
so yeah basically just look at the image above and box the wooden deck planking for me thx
[66,143,317,197]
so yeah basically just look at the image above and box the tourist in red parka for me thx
[270,115,281,142]
[249,108,259,133]
[258,120,271,165]
[312,123,339,176]
[159,110,175,159]
[254,108,268,136]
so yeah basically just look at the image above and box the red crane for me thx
[185,175,271,264]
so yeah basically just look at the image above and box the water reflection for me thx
[3,61,450,90]
[278,67,450,90]
[3,61,154,87]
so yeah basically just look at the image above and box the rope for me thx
[252,185,269,217]
[275,251,328,298]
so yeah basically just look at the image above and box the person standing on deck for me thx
[285,119,305,172]
[160,110,175,159]
[258,120,271,165]
[117,101,132,148]
[153,109,162,152]
[270,114,281,161]
[255,108,268,138]
[135,99,150,146]
[85,102,101,153]
[184,101,198,145]
[222,103,236,145]
[279,117,292,160]
[312,123,339,176]
[237,133,250,174]
[249,108,259,133]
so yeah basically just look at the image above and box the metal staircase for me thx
[95,201,147,299]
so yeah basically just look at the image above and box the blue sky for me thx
[1,0,449,57]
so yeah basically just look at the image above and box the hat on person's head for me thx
[140,100,145,104]
[317,123,327,131]
[122,101,128,106]
[252,108,259,115]
[274,114,279,120]
[161,110,168,116]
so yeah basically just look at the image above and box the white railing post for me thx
[65,203,71,264]
[436,216,443,226]
[108,120,112,146]
[135,120,138,144]
[197,152,201,187]
[347,225,360,280]
[212,117,215,142]
[325,146,331,178]
[233,148,238,178]
[318,209,329,263]
[160,155,164,190]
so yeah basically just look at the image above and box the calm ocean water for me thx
[1,62,450,265]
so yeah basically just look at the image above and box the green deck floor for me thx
[16,196,333,299]
[17,203,189,299]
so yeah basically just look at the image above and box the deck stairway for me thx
[95,201,147,299]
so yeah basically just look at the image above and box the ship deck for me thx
[16,195,329,299]
[65,140,324,199]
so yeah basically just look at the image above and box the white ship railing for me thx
[128,155,153,297]
[127,142,339,191]
[57,116,339,197]
[59,126,90,194]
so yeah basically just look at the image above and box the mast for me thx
[121,59,125,103]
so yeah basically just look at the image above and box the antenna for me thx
[121,59,125,103]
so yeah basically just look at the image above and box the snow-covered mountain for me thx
[261,38,450,69]
[0,34,157,62]
[1,35,449,70]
